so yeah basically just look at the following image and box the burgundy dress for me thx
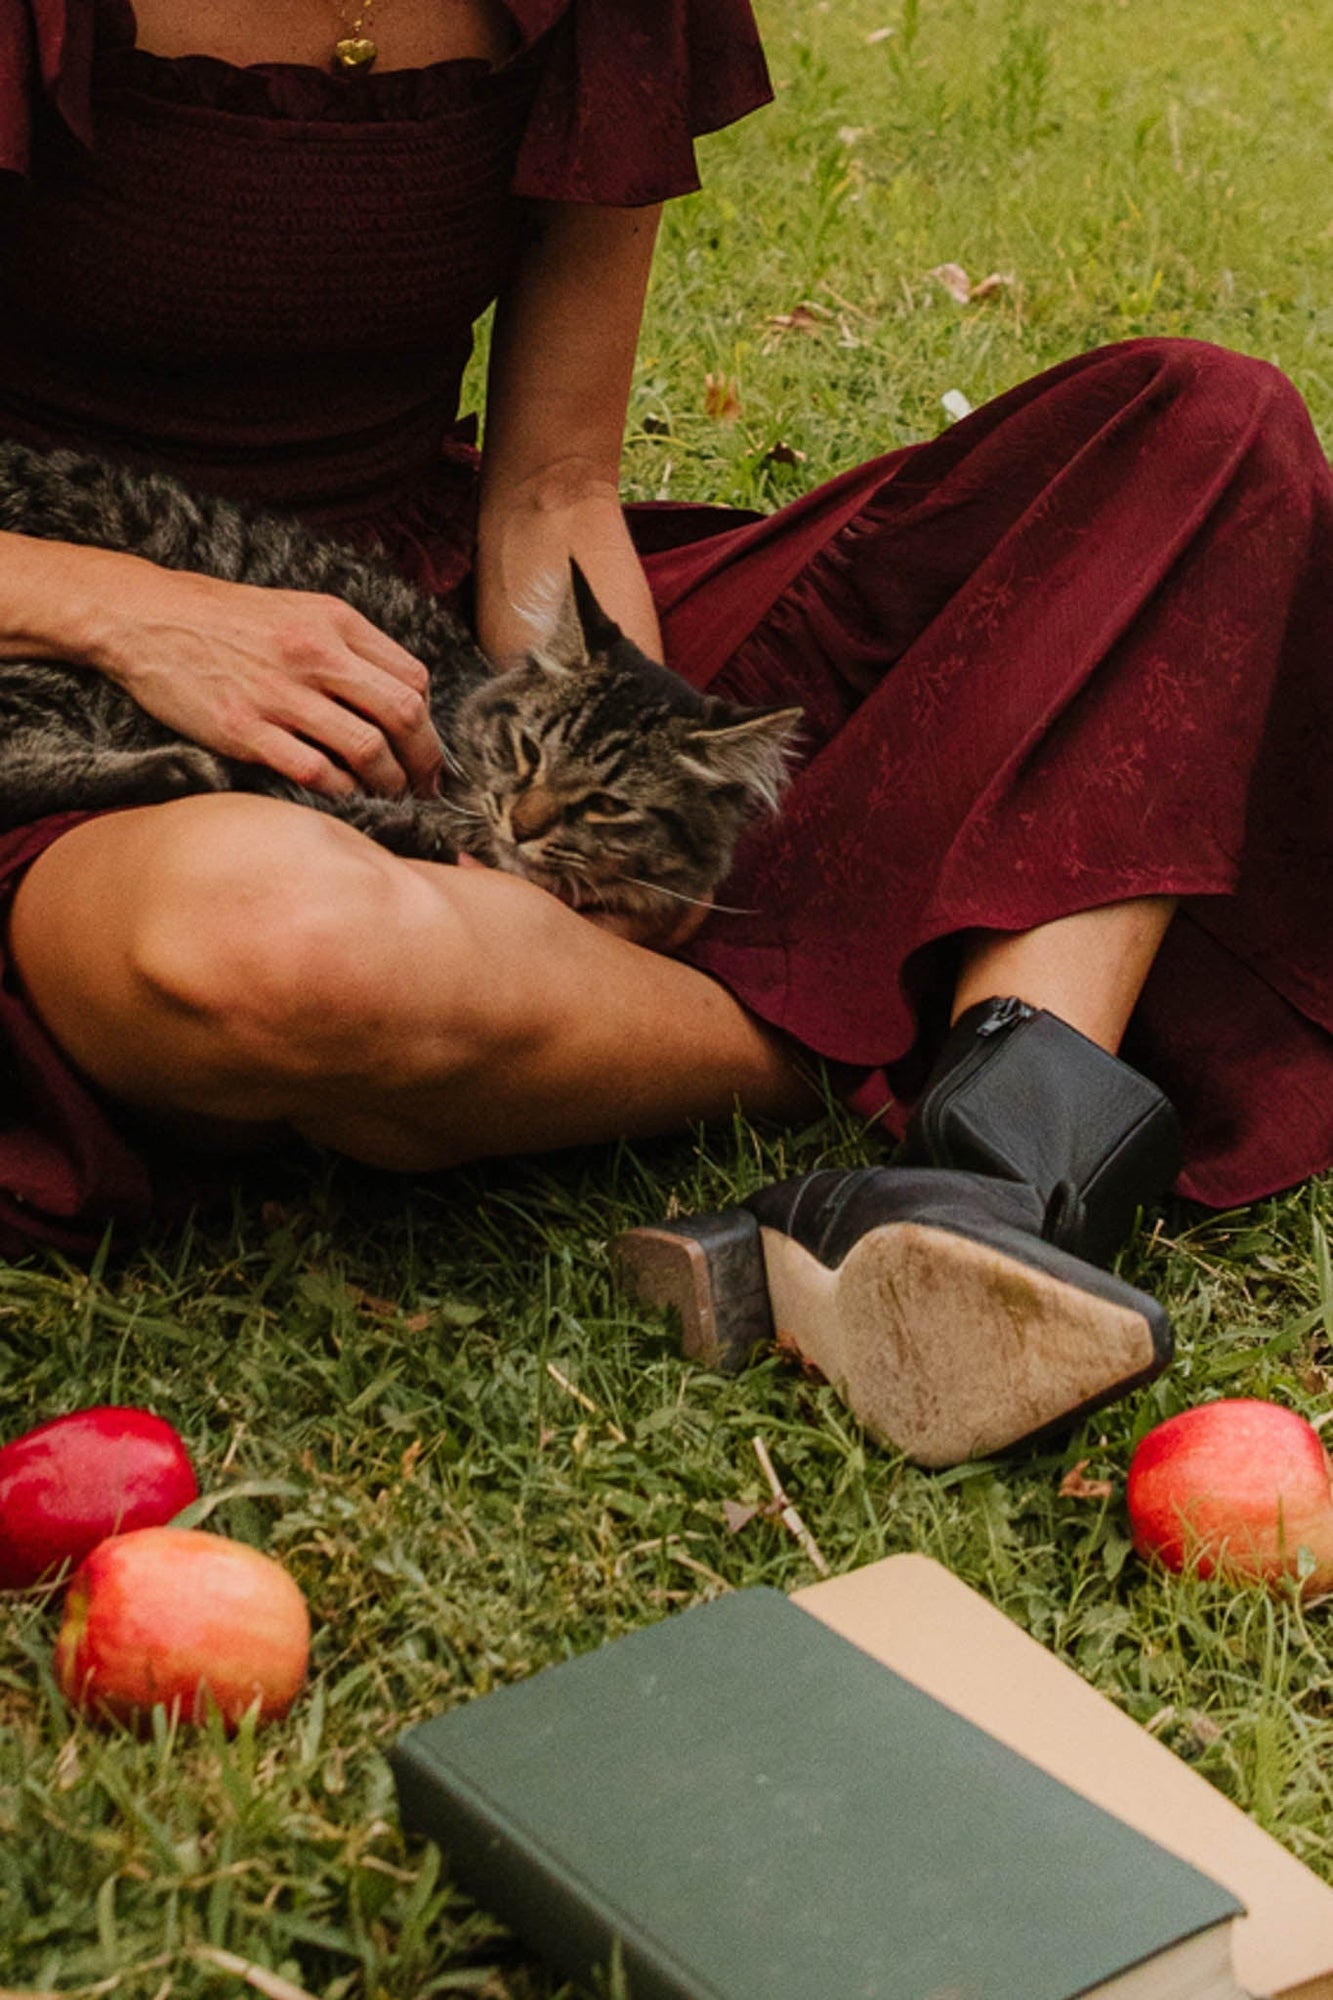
[0,0,1328,1255]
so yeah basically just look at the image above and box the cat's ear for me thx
[569,559,622,651]
[678,704,803,810]
[530,560,620,675]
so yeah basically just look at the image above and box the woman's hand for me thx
[76,553,442,798]
[582,890,714,951]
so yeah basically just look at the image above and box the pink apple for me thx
[1127,1399,1333,1592]
[55,1527,310,1727]
[0,1406,198,1589]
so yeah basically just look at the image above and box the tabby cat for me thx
[0,442,801,927]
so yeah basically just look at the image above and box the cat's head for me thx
[445,563,801,925]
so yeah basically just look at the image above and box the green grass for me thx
[3,0,1333,1991]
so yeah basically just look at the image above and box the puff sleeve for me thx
[0,0,96,176]
[507,0,772,206]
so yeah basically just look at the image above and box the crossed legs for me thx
[7,793,1174,1181]
[7,794,814,1171]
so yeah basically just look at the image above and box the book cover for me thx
[795,1554,1333,2000]
[391,1587,1241,2000]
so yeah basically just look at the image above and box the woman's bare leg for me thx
[952,897,1177,1052]
[8,795,813,1172]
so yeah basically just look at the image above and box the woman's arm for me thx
[0,530,442,799]
[477,200,663,664]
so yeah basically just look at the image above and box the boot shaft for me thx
[895,998,1181,1265]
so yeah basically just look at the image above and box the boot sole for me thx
[613,1218,1169,1467]
[762,1223,1164,1466]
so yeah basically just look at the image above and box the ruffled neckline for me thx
[92,0,550,118]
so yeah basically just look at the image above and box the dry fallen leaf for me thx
[929,263,1016,305]
[723,1499,762,1534]
[774,1327,828,1380]
[930,261,973,304]
[54,1735,81,1792]
[761,439,808,468]
[969,271,1016,301]
[764,301,829,338]
[346,1284,399,1319]
[1058,1459,1116,1500]
[704,371,742,422]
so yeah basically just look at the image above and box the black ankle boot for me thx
[893,997,1181,1266]
[611,999,1180,1467]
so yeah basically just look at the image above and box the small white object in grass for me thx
[941,389,974,423]
[930,261,973,304]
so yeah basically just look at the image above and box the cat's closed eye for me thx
[580,792,636,821]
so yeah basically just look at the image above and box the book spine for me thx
[391,1743,722,2000]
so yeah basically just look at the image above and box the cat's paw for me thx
[347,799,460,863]
[137,745,232,798]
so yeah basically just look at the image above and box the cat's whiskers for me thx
[0,435,794,914]
[621,876,757,917]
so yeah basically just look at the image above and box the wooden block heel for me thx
[611,1212,774,1373]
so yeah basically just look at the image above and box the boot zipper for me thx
[919,998,1035,1156]
[976,996,1035,1036]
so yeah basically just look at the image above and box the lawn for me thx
[3,0,1333,1992]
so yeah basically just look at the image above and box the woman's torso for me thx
[0,0,540,556]
[126,0,518,71]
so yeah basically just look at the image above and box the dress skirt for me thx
[0,336,1329,1254]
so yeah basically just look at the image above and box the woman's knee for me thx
[126,801,474,1083]
[1130,337,1320,464]
[12,797,481,1104]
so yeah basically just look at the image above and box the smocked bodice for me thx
[0,0,770,576]
[0,5,544,539]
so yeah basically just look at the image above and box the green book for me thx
[390,1589,1247,2000]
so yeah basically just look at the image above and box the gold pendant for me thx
[333,34,378,70]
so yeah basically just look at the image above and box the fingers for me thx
[580,892,715,949]
[661,895,715,948]
[326,608,440,796]
[321,655,443,796]
[332,606,431,693]
[118,578,446,801]
[580,909,644,940]
[264,603,442,796]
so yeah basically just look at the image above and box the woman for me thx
[0,0,1327,1463]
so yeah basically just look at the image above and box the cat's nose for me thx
[509,785,562,842]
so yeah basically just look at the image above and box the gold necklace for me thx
[330,0,381,72]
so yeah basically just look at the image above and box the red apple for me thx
[1127,1399,1333,1592]
[55,1527,310,1727]
[0,1406,198,1589]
